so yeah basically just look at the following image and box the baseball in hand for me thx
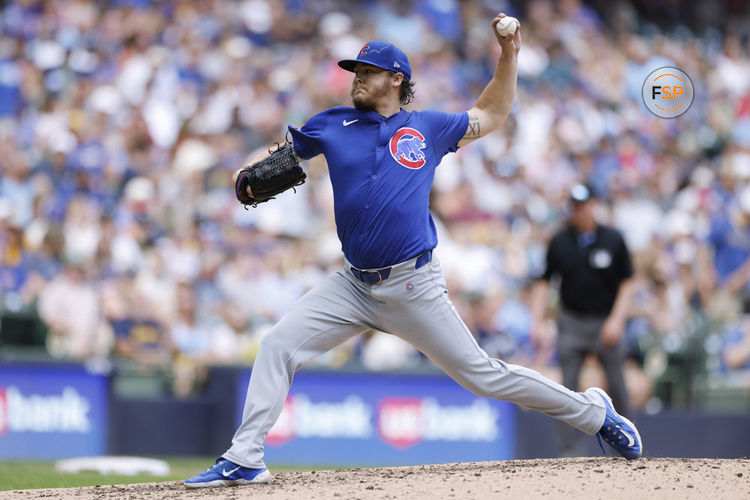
[495,16,519,37]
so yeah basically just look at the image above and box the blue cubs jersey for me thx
[289,106,468,269]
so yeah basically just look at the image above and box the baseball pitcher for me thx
[186,13,642,488]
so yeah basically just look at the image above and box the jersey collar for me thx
[363,108,409,125]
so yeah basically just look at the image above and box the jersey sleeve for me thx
[540,236,559,281]
[615,232,634,280]
[422,110,469,157]
[288,111,329,160]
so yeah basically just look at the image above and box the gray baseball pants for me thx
[223,255,607,468]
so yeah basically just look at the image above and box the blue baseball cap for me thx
[338,41,412,81]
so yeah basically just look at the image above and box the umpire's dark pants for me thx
[556,307,631,455]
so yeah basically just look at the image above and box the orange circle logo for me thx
[642,67,694,118]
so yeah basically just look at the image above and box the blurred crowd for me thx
[2,0,750,404]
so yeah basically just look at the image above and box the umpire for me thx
[530,184,635,450]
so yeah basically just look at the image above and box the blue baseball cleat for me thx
[184,458,271,488]
[588,387,643,460]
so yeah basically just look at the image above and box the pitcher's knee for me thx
[471,386,496,399]
[258,330,293,360]
[447,360,508,398]
[459,378,495,398]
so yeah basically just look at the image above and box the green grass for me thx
[0,457,317,492]
[0,457,209,491]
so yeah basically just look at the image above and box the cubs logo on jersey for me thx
[389,127,427,169]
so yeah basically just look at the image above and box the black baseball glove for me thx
[235,141,306,208]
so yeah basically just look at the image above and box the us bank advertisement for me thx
[237,370,516,465]
[0,364,108,459]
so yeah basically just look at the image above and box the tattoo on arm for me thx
[464,114,481,140]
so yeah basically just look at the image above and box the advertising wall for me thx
[236,370,516,466]
[0,363,108,459]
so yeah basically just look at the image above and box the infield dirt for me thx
[2,457,748,499]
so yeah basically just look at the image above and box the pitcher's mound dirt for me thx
[3,457,748,500]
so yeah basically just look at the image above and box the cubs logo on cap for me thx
[389,127,426,169]
[338,41,412,81]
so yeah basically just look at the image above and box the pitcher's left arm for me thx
[457,13,521,148]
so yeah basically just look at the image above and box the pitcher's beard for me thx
[352,96,373,111]
[352,91,375,111]
[351,83,389,112]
